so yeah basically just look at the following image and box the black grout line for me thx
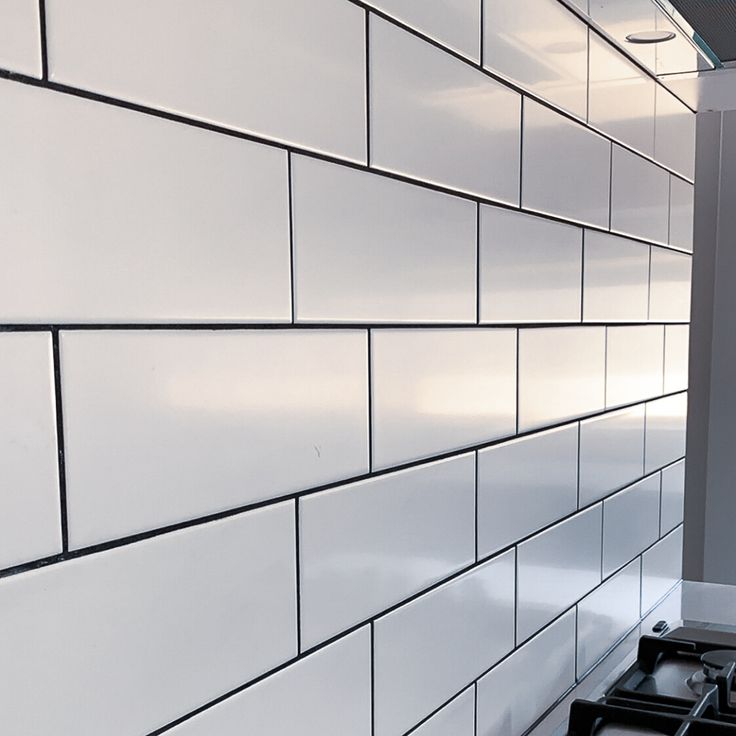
[474,452,479,562]
[515,329,520,435]
[574,604,580,681]
[287,152,296,323]
[367,330,373,472]
[608,143,614,231]
[146,523,683,736]
[478,0,484,66]
[294,499,302,654]
[0,62,699,256]
[514,547,519,648]
[475,203,482,325]
[37,0,48,81]
[647,246,653,321]
[474,681,478,736]
[576,423,582,509]
[0,320,692,332]
[370,622,376,736]
[51,330,69,552]
[600,498,605,580]
[0,393,688,582]
[365,10,371,167]
[580,229,586,323]
[518,96,524,205]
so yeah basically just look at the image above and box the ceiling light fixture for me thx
[625,30,677,44]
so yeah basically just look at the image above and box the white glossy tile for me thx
[300,454,475,649]
[477,425,579,557]
[522,100,611,227]
[602,475,660,577]
[371,329,516,469]
[605,326,664,408]
[518,327,606,431]
[168,628,371,736]
[0,80,290,323]
[479,206,582,323]
[517,505,602,641]
[577,559,641,676]
[412,687,475,736]
[645,393,688,474]
[589,0,656,69]
[374,551,515,736]
[46,0,366,162]
[370,16,521,202]
[579,406,645,508]
[477,609,576,736]
[0,0,41,76]
[0,504,297,736]
[641,525,683,614]
[660,459,685,535]
[588,32,655,157]
[483,0,588,119]
[582,231,650,323]
[365,0,481,61]
[61,330,368,548]
[649,248,692,322]
[610,146,670,244]
[664,325,689,394]
[669,177,695,253]
[655,86,696,180]
[0,332,61,569]
[292,156,476,323]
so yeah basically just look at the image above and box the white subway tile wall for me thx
[0,0,692,734]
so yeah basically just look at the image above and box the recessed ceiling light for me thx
[625,30,677,44]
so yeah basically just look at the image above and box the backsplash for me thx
[0,0,691,734]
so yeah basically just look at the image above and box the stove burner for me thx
[703,650,736,680]
[566,629,736,734]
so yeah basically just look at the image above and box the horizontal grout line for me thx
[346,0,697,124]
[0,392,688,582]
[0,321,692,332]
[148,523,683,736]
[0,42,694,220]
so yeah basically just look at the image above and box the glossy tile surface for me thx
[655,86,696,180]
[577,559,641,676]
[365,0,480,61]
[168,628,371,736]
[610,146,670,244]
[477,609,576,736]
[605,326,664,408]
[483,0,588,119]
[649,248,692,322]
[477,425,579,557]
[522,100,611,227]
[300,454,475,649]
[46,0,366,161]
[660,459,685,535]
[0,332,61,569]
[371,16,521,202]
[588,32,655,157]
[371,329,516,469]
[578,406,645,507]
[0,504,297,736]
[518,327,606,431]
[641,525,683,614]
[669,177,695,253]
[588,0,657,72]
[0,0,41,76]
[645,393,688,473]
[374,551,515,736]
[292,156,476,323]
[412,687,475,736]
[479,206,582,323]
[602,475,660,577]
[516,505,602,641]
[582,231,650,323]
[0,80,290,323]
[61,330,368,547]
[664,325,689,394]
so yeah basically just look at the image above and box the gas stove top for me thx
[567,621,736,734]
